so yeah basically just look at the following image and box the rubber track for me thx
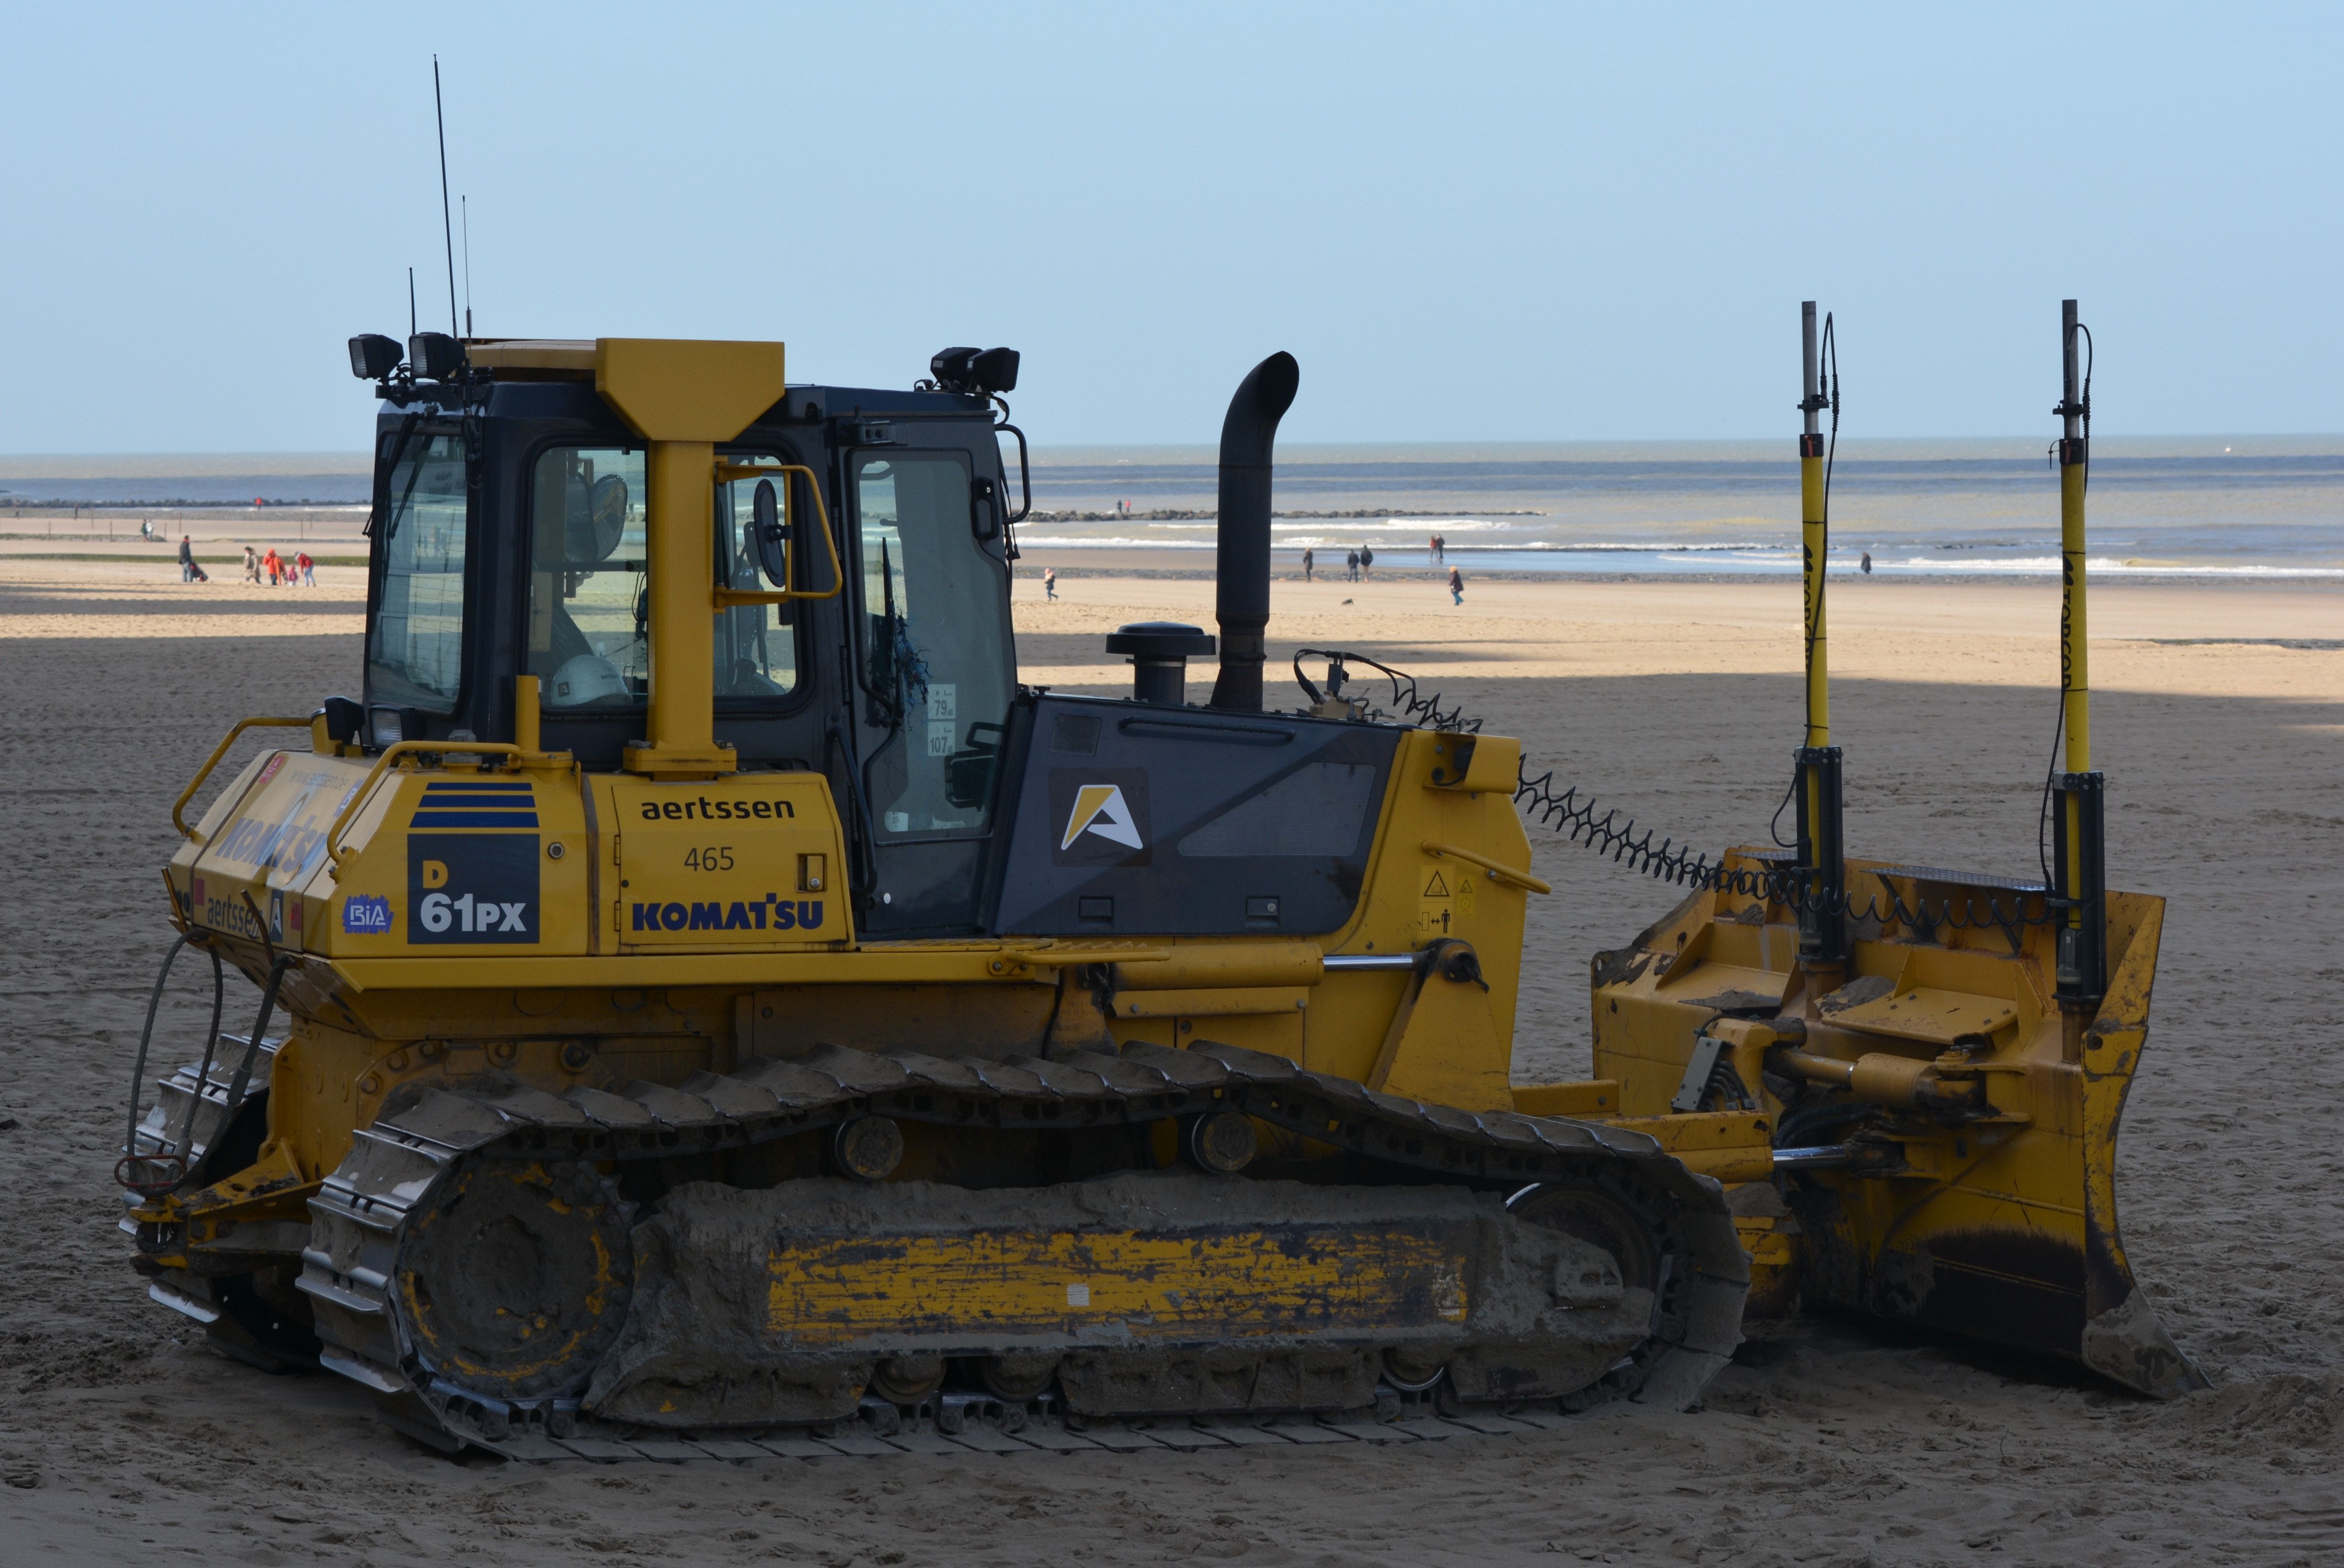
[299,1040,1747,1457]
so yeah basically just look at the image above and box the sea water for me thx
[1015,437,2344,578]
[7,439,2339,577]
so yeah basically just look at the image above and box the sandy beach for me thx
[3,558,2340,1565]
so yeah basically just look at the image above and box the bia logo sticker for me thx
[407,834,538,945]
[343,895,392,934]
[1048,769,1151,866]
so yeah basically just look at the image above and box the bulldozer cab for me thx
[360,343,1019,935]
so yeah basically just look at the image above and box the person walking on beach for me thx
[1860,551,1873,576]
[1359,545,1374,579]
[298,550,316,587]
[178,534,195,583]
[1302,547,1314,581]
[243,545,260,583]
[1042,565,1058,601]
[265,547,284,587]
[1449,565,1463,605]
[1345,548,1359,581]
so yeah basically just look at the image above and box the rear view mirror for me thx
[752,478,789,585]
[714,458,845,607]
[750,479,796,622]
[569,473,629,563]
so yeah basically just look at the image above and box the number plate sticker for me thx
[407,834,540,944]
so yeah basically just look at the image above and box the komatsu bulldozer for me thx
[121,319,2199,1458]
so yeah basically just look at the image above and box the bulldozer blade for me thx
[1786,891,2206,1398]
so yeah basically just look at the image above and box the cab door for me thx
[846,439,1017,935]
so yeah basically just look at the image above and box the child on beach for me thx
[1042,565,1057,600]
[1449,566,1463,605]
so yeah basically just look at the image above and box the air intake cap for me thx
[1104,621,1215,707]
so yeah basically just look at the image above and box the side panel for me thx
[298,766,591,958]
[174,749,373,950]
[991,696,1400,937]
[596,772,852,952]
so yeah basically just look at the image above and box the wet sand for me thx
[3,559,2340,1566]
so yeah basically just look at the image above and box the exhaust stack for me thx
[1207,353,1299,711]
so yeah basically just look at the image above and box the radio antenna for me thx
[408,267,417,337]
[461,195,474,338]
[433,56,459,338]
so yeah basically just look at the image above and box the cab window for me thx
[367,431,469,710]
[526,447,799,709]
[855,452,1013,837]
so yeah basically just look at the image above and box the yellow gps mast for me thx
[2051,299,2106,1024]
[1794,301,1846,973]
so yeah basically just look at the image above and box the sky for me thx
[3,2,2339,452]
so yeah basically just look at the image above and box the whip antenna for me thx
[433,56,459,338]
[461,195,473,337]
[408,267,417,337]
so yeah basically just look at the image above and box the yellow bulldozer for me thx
[120,308,2199,1457]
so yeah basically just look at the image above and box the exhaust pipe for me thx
[1207,352,1299,711]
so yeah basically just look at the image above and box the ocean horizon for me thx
[6,437,2339,578]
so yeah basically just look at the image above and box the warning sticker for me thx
[1419,862,1453,937]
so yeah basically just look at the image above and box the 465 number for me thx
[683,846,734,871]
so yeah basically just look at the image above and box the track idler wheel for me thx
[397,1158,633,1409]
[1507,1182,1657,1303]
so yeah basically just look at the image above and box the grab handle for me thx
[1421,840,1553,896]
[173,717,314,841]
[712,462,845,607]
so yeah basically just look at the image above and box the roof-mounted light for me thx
[348,333,404,380]
[407,331,465,382]
[929,345,1019,396]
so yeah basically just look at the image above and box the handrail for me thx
[711,462,845,606]
[1421,839,1553,895]
[325,740,525,880]
[172,716,314,841]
